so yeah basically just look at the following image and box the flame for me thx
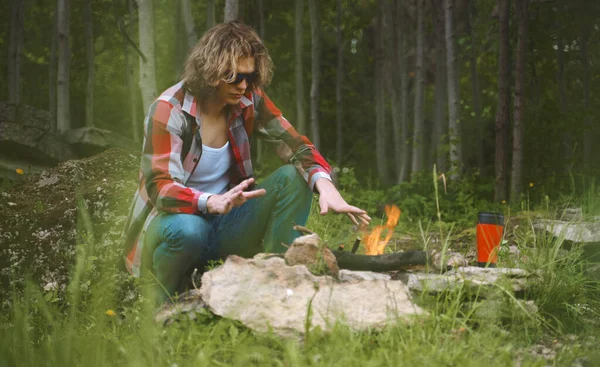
[363,205,401,255]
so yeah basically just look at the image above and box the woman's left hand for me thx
[314,178,371,226]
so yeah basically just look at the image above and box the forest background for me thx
[3,0,599,205]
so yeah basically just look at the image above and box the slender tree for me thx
[581,24,591,172]
[510,0,529,200]
[432,0,447,173]
[206,0,216,29]
[49,8,58,129]
[494,0,511,202]
[84,0,95,127]
[375,0,389,184]
[335,0,344,164]
[396,0,410,183]
[257,0,265,165]
[411,0,425,175]
[308,0,321,149]
[557,29,570,170]
[125,0,140,142]
[224,0,239,22]
[181,0,197,52]
[137,0,157,115]
[8,0,24,104]
[295,0,307,135]
[56,0,71,133]
[445,0,462,176]
[466,0,484,174]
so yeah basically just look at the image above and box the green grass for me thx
[2,172,600,366]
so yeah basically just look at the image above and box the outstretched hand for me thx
[206,178,266,215]
[314,178,371,226]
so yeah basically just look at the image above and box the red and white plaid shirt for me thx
[122,82,331,276]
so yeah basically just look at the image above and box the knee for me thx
[164,214,211,254]
[275,165,308,191]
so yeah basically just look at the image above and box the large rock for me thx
[199,255,426,338]
[0,103,73,179]
[64,127,138,157]
[533,220,600,244]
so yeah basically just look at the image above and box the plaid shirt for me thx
[123,82,331,276]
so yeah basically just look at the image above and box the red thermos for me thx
[477,212,505,267]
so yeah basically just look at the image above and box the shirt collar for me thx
[181,88,254,120]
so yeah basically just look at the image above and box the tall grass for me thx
[2,178,600,366]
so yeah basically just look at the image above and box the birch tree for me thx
[137,0,157,116]
[494,0,511,202]
[224,0,239,22]
[308,0,321,149]
[206,0,216,29]
[8,0,24,104]
[445,0,462,176]
[411,0,425,175]
[84,0,95,127]
[295,0,307,135]
[56,0,71,133]
[49,8,58,128]
[335,0,344,164]
[181,0,197,52]
[125,0,140,142]
[510,0,529,200]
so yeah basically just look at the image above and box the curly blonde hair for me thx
[182,21,273,97]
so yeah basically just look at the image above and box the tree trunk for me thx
[494,0,511,202]
[8,0,24,105]
[56,0,70,133]
[335,0,344,165]
[510,0,529,201]
[295,0,307,136]
[445,0,462,177]
[137,0,157,116]
[126,0,140,143]
[375,0,389,184]
[49,8,58,130]
[397,1,410,183]
[224,0,239,22]
[432,0,447,173]
[466,0,484,174]
[557,32,570,171]
[84,0,95,128]
[308,0,321,149]
[581,26,591,173]
[181,0,196,52]
[255,0,265,165]
[206,0,216,29]
[411,0,425,175]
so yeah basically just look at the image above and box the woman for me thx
[122,21,370,300]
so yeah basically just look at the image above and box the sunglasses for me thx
[226,71,258,85]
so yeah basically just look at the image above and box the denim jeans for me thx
[143,164,313,300]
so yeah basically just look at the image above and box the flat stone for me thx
[200,256,426,338]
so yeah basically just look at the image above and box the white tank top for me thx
[187,142,232,194]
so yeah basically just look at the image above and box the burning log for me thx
[332,250,429,272]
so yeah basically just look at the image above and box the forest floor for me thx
[0,152,599,366]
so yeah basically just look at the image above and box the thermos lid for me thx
[477,211,505,226]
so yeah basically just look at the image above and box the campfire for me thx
[363,204,401,255]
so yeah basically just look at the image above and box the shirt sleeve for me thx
[141,100,211,214]
[252,88,332,190]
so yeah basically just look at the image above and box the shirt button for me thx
[193,158,198,162]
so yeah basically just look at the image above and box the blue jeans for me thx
[143,165,313,299]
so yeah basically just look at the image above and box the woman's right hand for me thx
[206,178,266,215]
